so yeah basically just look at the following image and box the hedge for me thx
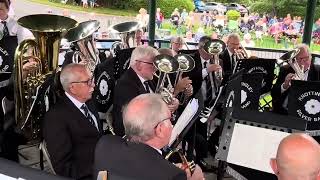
[156,0,194,18]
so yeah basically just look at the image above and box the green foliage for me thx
[157,0,194,18]
[226,10,240,20]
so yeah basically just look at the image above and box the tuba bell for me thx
[278,48,305,80]
[108,21,141,56]
[203,39,226,87]
[154,54,179,104]
[14,14,78,141]
[63,20,100,72]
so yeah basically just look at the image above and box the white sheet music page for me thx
[169,98,199,146]
[0,174,24,180]
[227,123,290,174]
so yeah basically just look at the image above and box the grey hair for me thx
[296,43,311,59]
[227,33,241,42]
[171,36,184,44]
[158,48,174,56]
[123,93,168,143]
[60,63,87,92]
[198,36,211,49]
[129,46,159,67]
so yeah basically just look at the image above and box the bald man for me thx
[270,133,320,180]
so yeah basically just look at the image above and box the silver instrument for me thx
[108,21,141,56]
[154,54,179,104]
[64,20,100,72]
[203,39,226,88]
[279,48,305,80]
[234,43,249,60]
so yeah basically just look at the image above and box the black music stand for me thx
[288,80,320,135]
[114,48,134,80]
[234,58,276,94]
[241,73,263,110]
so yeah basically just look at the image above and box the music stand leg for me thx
[40,149,44,170]
[217,160,227,180]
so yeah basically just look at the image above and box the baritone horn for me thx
[203,39,226,87]
[278,48,305,80]
[63,20,100,72]
[154,54,179,104]
[14,14,78,141]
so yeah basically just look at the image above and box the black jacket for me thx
[94,135,186,180]
[43,95,102,180]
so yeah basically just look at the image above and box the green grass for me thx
[28,0,136,16]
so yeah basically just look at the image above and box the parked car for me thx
[227,3,249,16]
[204,2,227,14]
[194,0,206,12]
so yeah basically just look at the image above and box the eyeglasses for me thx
[154,116,174,128]
[71,76,94,86]
[136,60,154,65]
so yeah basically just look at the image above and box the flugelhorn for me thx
[279,48,305,80]
[203,39,226,88]
[14,14,77,141]
[63,20,100,72]
[154,54,179,104]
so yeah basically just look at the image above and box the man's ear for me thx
[270,158,278,175]
[154,123,165,139]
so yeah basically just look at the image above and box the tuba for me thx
[279,48,305,80]
[154,54,179,104]
[203,39,226,88]
[108,21,140,56]
[63,20,101,72]
[14,14,78,141]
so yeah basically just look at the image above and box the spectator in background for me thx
[185,11,195,30]
[180,9,188,25]
[171,10,180,28]
[270,133,320,180]
[136,8,149,32]
[241,33,255,47]
[88,0,94,8]
[156,8,164,29]
[82,0,88,8]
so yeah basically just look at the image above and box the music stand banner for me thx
[241,73,263,110]
[288,80,320,131]
[235,58,276,93]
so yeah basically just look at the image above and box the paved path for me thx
[13,0,134,32]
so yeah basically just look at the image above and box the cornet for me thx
[203,39,226,88]
[279,48,305,80]
[234,43,249,60]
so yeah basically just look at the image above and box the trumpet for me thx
[154,54,179,104]
[203,39,226,88]
[278,48,305,80]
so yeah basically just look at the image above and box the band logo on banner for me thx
[0,46,9,72]
[289,80,320,131]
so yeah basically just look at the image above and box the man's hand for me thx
[283,73,295,89]
[206,64,222,73]
[22,61,38,71]
[184,84,193,98]
[167,98,179,112]
[187,165,204,180]
[174,77,192,95]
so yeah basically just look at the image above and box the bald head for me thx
[271,133,320,180]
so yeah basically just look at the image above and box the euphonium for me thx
[108,21,140,56]
[165,149,196,175]
[279,48,305,80]
[63,20,100,72]
[203,39,226,87]
[154,54,179,104]
[14,14,77,141]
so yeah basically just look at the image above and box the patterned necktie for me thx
[1,21,9,37]
[203,61,213,101]
[81,104,96,128]
[144,81,150,93]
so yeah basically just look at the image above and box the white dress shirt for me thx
[1,16,34,43]
[65,92,99,130]
[137,73,154,93]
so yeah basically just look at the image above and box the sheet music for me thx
[227,123,290,174]
[169,98,199,146]
[0,174,25,180]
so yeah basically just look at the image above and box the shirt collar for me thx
[65,92,85,110]
[136,72,148,85]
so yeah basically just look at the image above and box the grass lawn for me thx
[28,0,137,17]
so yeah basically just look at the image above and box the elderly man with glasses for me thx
[43,63,103,180]
[113,46,179,136]
[94,93,204,180]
